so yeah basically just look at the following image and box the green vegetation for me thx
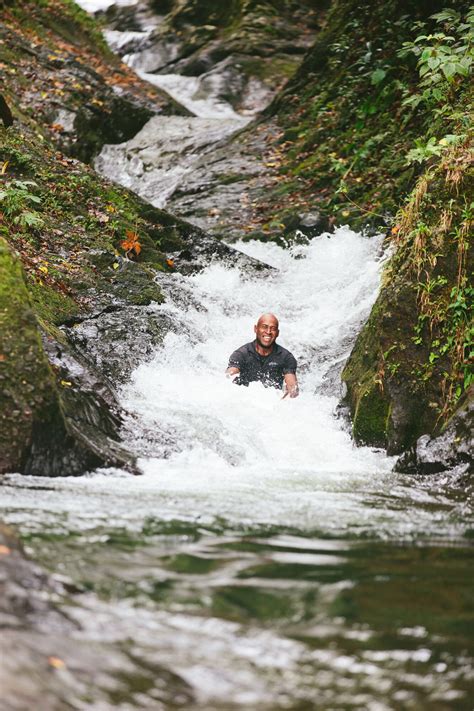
[264,2,473,231]
[264,1,473,450]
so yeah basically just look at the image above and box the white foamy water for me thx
[6,229,470,541]
[134,70,250,120]
[75,0,137,13]
[110,229,398,531]
[2,229,404,537]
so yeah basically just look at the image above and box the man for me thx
[226,313,299,398]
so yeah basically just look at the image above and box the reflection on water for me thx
[2,492,474,709]
[1,233,473,708]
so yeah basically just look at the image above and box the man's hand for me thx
[226,367,240,382]
[282,373,299,399]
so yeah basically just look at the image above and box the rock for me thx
[65,306,172,382]
[104,0,322,116]
[281,211,332,243]
[395,390,473,475]
[0,237,69,475]
[0,523,196,708]
[0,523,76,632]
[0,238,136,476]
[0,93,13,127]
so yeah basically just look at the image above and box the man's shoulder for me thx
[274,343,295,359]
[228,341,256,364]
[233,341,255,355]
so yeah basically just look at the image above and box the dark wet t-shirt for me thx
[227,340,297,390]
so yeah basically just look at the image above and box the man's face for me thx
[254,316,279,349]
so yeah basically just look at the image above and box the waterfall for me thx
[115,229,395,530]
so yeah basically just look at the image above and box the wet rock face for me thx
[395,391,473,476]
[94,114,250,209]
[103,0,325,115]
[66,307,173,382]
[0,238,137,476]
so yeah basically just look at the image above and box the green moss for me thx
[240,56,298,82]
[352,385,391,448]
[28,280,80,325]
[0,238,62,473]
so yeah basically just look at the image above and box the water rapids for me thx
[2,233,473,709]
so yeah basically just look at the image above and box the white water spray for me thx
[117,229,395,529]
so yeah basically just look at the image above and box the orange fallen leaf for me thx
[166,258,174,268]
[0,545,11,555]
[120,230,141,256]
[48,656,66,669]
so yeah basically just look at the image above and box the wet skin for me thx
[226,313,299,398]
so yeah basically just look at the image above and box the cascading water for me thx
[3,4,473,707]
[2,232,473,708]
[118,229,395,531]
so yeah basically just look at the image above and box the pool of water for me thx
[2,232,474,709]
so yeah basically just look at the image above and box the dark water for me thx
[2,236,473,709]
[2,471,474,710]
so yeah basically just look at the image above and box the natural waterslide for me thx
[0,1,472,707]
[2,233,473,708]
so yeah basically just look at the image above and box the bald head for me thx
[254,313,279,352]
[256,313,279,329]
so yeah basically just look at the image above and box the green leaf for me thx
[441,62,456,79]
[370,68,386,85]
[427,56,440,70]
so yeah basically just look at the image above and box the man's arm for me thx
[282,372,299,399]
[226,366,240,381]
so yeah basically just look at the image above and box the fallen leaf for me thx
[48,657,66,669]
[0,545,11,555]
[121,230,141,256]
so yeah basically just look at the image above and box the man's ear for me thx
[254,324,257,334]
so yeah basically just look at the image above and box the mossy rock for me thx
[0,238,136,475]
[352,383,391,449]
[0,237,67,474]
[342,278,430,454]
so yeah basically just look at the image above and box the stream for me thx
[1,3,474,708]
[2,233,474,709]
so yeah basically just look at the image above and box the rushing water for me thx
[2,232,474,709]
[4,4,474,706]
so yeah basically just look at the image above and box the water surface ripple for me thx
[2,232,473,709]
